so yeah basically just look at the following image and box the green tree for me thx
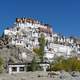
[33,48,40,56]
[33,33,45,62]
[38,33,45,62]
[30,57,38,71]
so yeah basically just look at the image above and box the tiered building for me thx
[4,18,80,62]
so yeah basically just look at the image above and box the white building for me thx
[4,18,79,62]
[8,63,26,74]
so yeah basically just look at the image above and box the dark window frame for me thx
[19,67,25,71]
[12,67,17,72]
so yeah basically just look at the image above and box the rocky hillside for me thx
[0,45,35,65]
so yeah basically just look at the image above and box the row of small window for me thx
[12,67,25,71]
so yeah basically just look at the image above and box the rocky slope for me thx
[0,45,35,66]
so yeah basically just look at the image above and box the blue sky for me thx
[0,0,80,36]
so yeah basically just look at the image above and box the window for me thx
[50,34,52,37]
[78,48,80,51]
[20,41,21,43]
[33,32,35,34]
[12,67,17,71]
[32,39,34,41]
[19,67,24,71]
[26,44,28,47]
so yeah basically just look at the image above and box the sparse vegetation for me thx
[0,56,4,73]
[49,57,80,72]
